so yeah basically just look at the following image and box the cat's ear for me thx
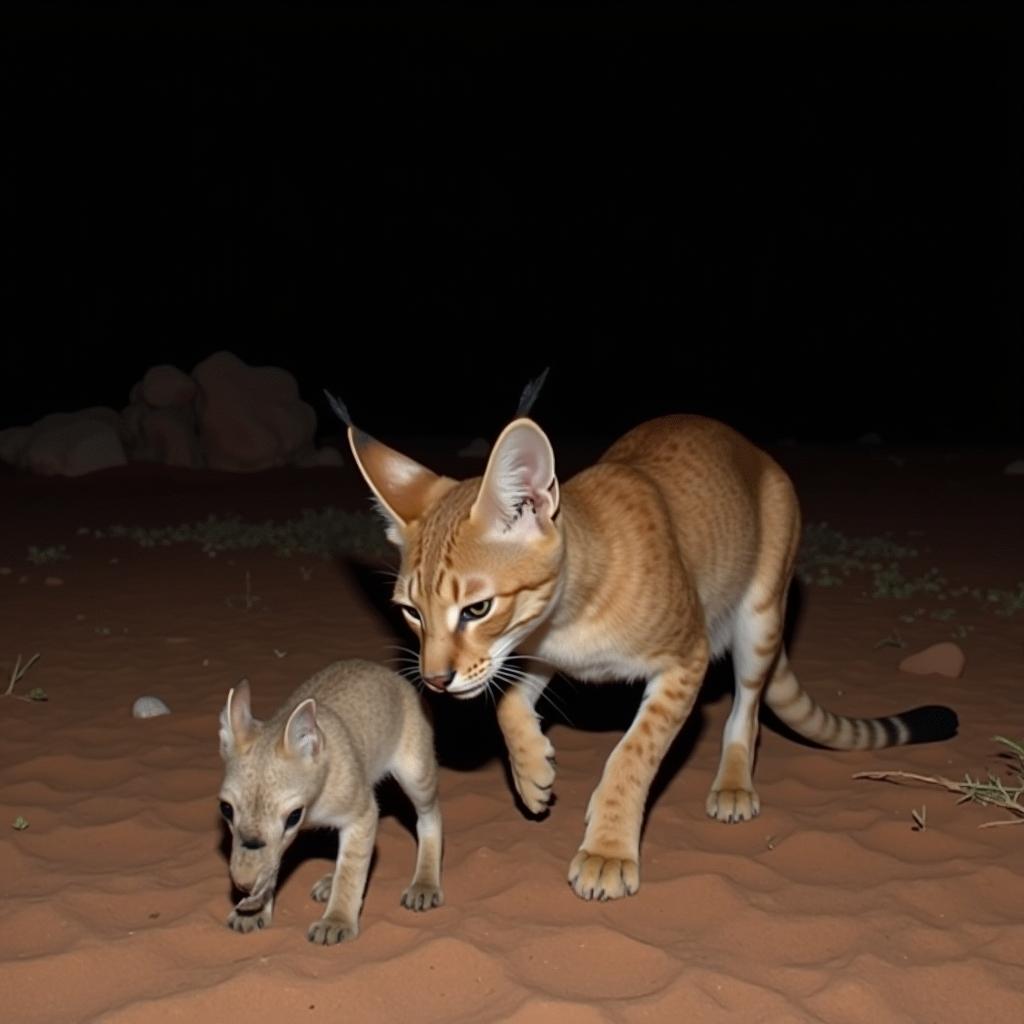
[347,427,452,545]
[282,699,322,760]
[220,678,255,759]
[471,418,559,540]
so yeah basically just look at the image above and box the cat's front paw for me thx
[509,735,557,815]
[227,905,273,933]
[568,848,639,901]
[706,786,760,823]
[310,874,333,903]
[307,914,358,945]
[400,882,444,912]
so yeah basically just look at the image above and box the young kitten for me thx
[329,390,957,902]
[218,659,443,943]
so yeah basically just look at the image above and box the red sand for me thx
[2,442,1023,1023]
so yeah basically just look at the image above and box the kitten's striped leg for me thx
[569,649,706,901]
[496,667,556,816]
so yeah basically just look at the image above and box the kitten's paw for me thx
[310,874,333,903]
[307,915,358,945]
[509,735,557,816]
[227,905,272,933]
[568,848,639,901]
[706,786,760,823]
[400,882,444,912]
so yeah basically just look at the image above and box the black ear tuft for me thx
[516,367,551,418]
[323,389,353,428]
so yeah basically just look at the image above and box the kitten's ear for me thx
[220,678,255,759]
[282,698,322,760]
[347,427,454,545]
[471,418,559,540]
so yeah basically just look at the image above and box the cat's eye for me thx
[219,800,234,823]
[460,598,493,622]
[284,807,303,831]
[399,604,422,623]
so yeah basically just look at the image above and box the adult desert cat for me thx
[327,385,957,902]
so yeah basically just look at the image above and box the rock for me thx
[132,696,171,719]
[858,432,883,446]
[139,364,196,409]
[20,409,127,477]
[1003,459,1024,476]
[0,426,31,467]
[295,445,345,468]
[899,641,965,679]
[192,351,317,471]
[458,437,491,458]
[123,403,202,467]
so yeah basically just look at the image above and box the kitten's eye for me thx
[460,598,493,622]
[399,604,422,623]
[219,801,234,823]
[284,807,303,831]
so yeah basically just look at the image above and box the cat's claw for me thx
[509,736,557,815]
[568,848,640,901]
[310,874,333,903]
[706,786,760,823]
[227,905,273,933]
[400,883,444,912]
[307,915,358,945]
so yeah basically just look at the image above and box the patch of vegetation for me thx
[86,507,393,562]
[27,544,69,565]
[854,737,1024,829]
[798,522,1024,618]
[3,653,46,702]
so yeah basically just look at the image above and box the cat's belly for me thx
[527,629,653,684]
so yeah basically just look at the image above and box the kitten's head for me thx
[348,418,564,699]
[217,679,326,898]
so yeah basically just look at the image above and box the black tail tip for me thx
[903,704,959,744]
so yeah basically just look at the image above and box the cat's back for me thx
[588,414,796,600]
[286,659,411,754]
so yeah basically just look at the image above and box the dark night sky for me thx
[3,3,1020,447]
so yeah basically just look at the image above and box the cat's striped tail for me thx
[764,661,958,750]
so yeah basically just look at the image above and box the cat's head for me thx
[347,418,564,699]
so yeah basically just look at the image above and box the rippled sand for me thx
[2,447,1023,1023]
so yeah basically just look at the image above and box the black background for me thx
[4,2,1020,447]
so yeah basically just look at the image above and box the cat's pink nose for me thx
[423,670,455,692]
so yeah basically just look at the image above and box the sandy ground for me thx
[2,439,1024,1023]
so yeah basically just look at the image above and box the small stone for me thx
[44,576,64,587]
[1003,459,1024,476]
[0,567,11,575]
[899,641,966,679]
[133,696,171,719]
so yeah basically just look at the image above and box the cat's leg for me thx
[706,588,785,823]
[496,666,556,815]
[569,646,707,900]
[391,743,444,912]
[307,804,378,945]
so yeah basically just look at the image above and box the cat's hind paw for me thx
[706,786,760,823]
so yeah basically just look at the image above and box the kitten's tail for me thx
[764,662,958,749]
[516,367,550,418]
